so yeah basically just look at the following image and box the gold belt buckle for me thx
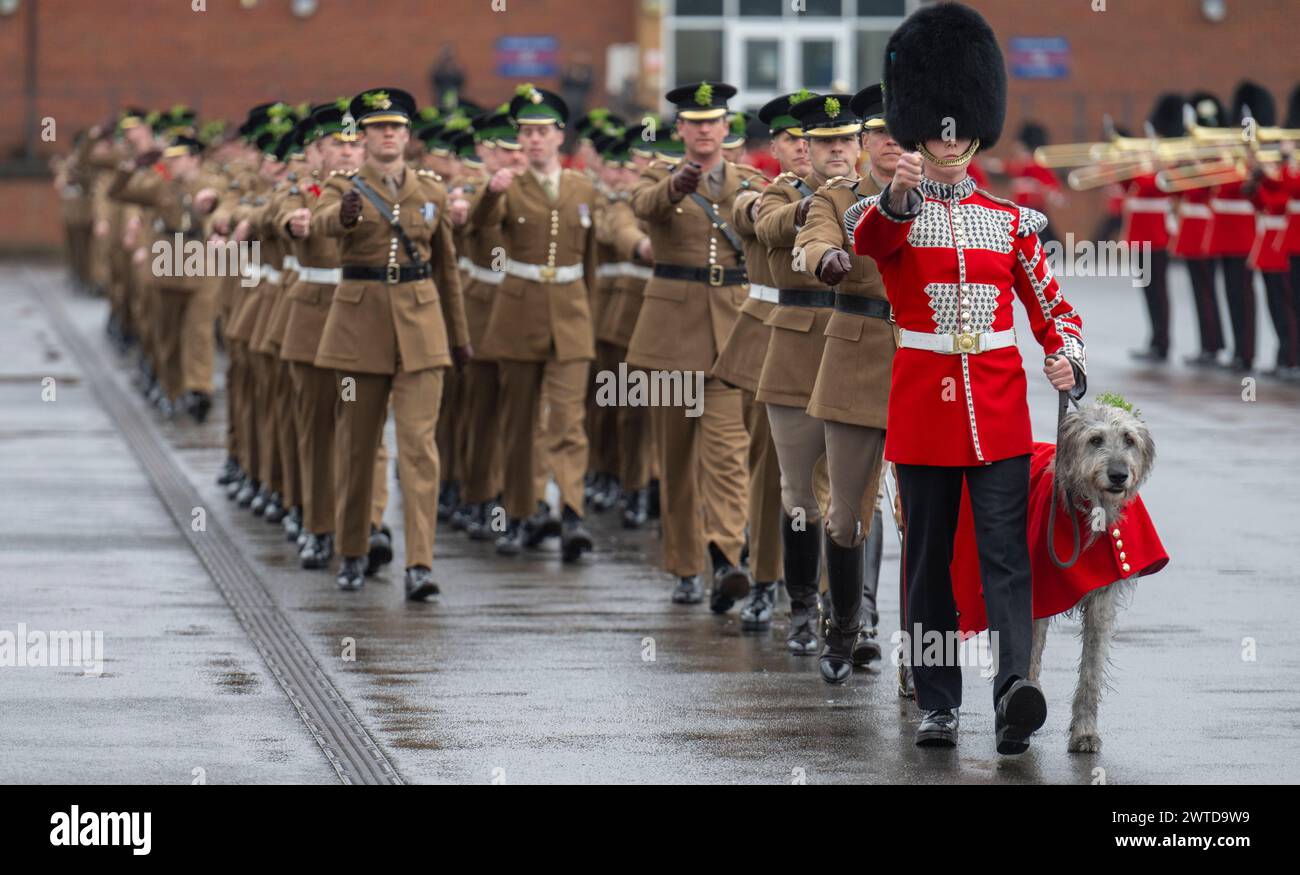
[708,264,725,287]
[540,265,557,282]
[386,263,401,284]
[954,332,978,354]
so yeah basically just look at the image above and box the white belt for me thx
[1124,197,1169,213]
[1259,215,1288,231]
[1210,198,1254,215]
[296,265,341,284]
[596,262,653,281]
[898,327,1016,355]
[1179,203,1212,219]
[458,256,504,286]
[259,265,284,285]
[1288,200,1300,214]
[283,255,301,273]
[748,283,779,303]
[502,258,584,284]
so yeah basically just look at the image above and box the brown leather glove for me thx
[668,161,702,200]
[817,249,853,286]
[134,149,162,169]
[794,196,814,227]
[340,188,363,227]
[452,344,473,369]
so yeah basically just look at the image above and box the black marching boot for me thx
[622,487,648,529]
[853,509,885,666]
[820,538,864,684]
[782,513,823,655]
[739,581,778,631]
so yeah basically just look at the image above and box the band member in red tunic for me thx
[852,2,1086,754]
[1245,156,1299,376]
[1123,94,1184,362]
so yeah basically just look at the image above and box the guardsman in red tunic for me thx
[1173,92,1229,366]
[1245,158,1299,376]
[852,2,1086,754]
[1123,94,1185,363]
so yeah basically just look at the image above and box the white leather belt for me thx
[502,258,584,284]
[1179,203,1212,219]
[283,255,301,273]
[1124,198,1169,213]
[296,265,341,284]
[1210,198,1254,215]
[259,265,284,285]
[597,262,653,281]
[898,327,1016,355]
[1288,200,1300,214]
[748,283,779,303]
[458,256,504,286]
[1259,215,1287,231]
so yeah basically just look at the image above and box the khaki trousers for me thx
[275,359,300,509]
[436,365,464,486]
[498,358,590,519]
[253,352,283,494]
[181,279,218,394]
[617,357,654,492]
[742,392,783,585]
[225,341,244,463]
[589,342,622,476]
[651,378,749,578]
[823,420,887,550]
[154,286,192,400]
[290,361,336,535]
[334,368,444,568]
[461,359,503,504]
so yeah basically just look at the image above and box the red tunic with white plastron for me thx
[1120,173,1172,250]
[1206,180,1257,257]
[1169,186,1214,258]
[1248,172,1291,273]
[853,176,1086,467]
[949,442,1169,635]
[1282,163,1300,256]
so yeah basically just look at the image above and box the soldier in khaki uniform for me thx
[472,85,596,563]
[628,82,764,606]
[310,88,470,598]
[794,84,897,684]
[714,92,809,634]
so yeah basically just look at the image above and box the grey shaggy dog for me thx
[1027,400,1156,753]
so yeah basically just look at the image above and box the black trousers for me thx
[1220,256,1257,367]
[1186,257,1225,354]
[1262,271,1298,370]
[1139,249,1170,353]
[897,456,1032,711]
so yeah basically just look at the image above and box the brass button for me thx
[1122,562,1131,573]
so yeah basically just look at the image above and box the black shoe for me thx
[404,565,441,601]
[1128,346,1167,363]
[708,543,750,614]
[337,555,366,591]
[995,679,1048,755]
[853,627,882,666]
[787,602,820,655]
[156,396,176,420]
[592,475,620,512]
[671,575,703,605]
[1184,350,1219,368]
[495,519,523,555]
[226,473,245,500]
[739,581,777,631]
[1220,356,1253,373]
[366,524,394,574]
[263,493,286,524]
[449,502,472,531]
[521,502,560,549]
[782,513,823,654]
[248,485,270,514]
[300,533,334,570]
[437,481,460,521]
[282,506,302,541]
[216,457,241,487]
[235,478,258,507]
[184,390,212,423]
[560,507,593,563]
[647,480,661,519]
[296,528,310,551]
[467,501,501,541]
[622,488,648,529]
[915,708,959,747]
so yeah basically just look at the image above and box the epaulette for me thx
[975,187,1018,210]
[417,168,442,181]
[1016,206,1049,238]
[825,175,857,189]
[647,158,676,171]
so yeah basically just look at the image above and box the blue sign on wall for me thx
[496,36,559,78]
[1009,37,1070,80]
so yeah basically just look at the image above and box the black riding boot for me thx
[854,508,884,665]
[820,538,864,684]
[782,513,822,655]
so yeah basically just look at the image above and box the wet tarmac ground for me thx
[3,263,1298,784]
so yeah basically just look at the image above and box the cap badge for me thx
[694,83,713,107]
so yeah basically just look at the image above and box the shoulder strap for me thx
[351,175,422,265]
[793,179,815,199]
[687,192,745,262]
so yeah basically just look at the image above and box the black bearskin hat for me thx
[1018,122,1048,151]
[882,2,1007,151]
[1187,91,1226,129]
[1287,84,1300,129]
[1147,93,1186,138]
[1232,80,1276,127]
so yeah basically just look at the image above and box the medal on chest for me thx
[578,202,591,229]
[421,201,438,223]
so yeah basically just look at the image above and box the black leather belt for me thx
[341,262,432,284]
[779,289,835,308]
[833,293,893,321]
[653,263,748,287]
